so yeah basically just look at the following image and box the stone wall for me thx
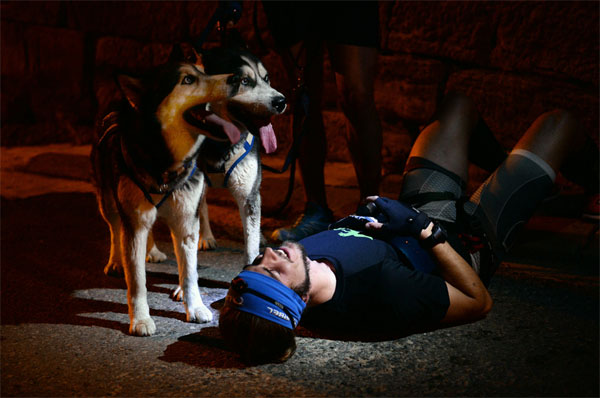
[2,1,598,175]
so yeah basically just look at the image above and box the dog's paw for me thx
[171,286,184,302]
[104,262,124,277]
[130,317,156,336]
[187,304,213,323]
[146,246,167,263]
[198,237,217,251]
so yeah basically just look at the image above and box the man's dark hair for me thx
[219,288,297,364]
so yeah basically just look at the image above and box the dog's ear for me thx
[192,48,205,71]
[116,74,143,112]
[173,42,206,71]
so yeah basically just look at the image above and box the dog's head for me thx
[195,47,287,154]
[116,62,239,144]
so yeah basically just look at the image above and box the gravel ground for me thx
[1,146,598,397]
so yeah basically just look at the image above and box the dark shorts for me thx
[261,1,380,49]
[400,151,555,280]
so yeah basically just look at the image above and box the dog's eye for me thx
[182,75,195,85]
[264,75,270,84]
[240,77,250,86]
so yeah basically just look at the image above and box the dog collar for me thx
[155,157,198,194]
[100,110,202,210]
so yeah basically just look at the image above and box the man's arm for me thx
[420,223,493,324]
[364,196,492,325]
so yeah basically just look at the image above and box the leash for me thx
[259,41,310,215]
[261,82,309,216]
[192,1,242,50]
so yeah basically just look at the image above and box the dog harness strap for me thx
[97,111,120,147]
[121,141,199,209]
[154,163,199,209]
[124,168,158,207]
[117,135,159,207]
[223,134,255,187]
[133,162,200,210]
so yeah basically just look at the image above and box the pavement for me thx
[1,144,598,397]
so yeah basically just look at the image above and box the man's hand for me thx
[364,196,432,239]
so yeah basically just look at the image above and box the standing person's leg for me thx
[296,42,328,210]
[264,2,334,242]
[328,43,382,201]
[271,41,335,241]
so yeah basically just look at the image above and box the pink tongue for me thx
[259,123,277,154]
[204,114,241,144]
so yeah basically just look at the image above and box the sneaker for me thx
[582,193,600,221]
[271,202,333,241]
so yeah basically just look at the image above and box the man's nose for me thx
[263,247,277,259]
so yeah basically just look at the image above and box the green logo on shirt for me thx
[334,228,373,240]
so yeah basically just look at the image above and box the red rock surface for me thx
[2,1,598,160]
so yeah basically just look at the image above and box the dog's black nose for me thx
[272,96,286,113]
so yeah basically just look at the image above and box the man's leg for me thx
[414,92,507,175]
[328,43,383,202]
[398,93,480,223]
[465,109,591,284]
[513,108,599,217]
[512,109,586,171]
[406,92,479,182]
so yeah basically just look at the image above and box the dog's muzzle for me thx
[272,96,286,114]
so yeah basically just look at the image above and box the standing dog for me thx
[91,60,238,336]
[147,47,286,267]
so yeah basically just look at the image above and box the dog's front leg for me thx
[228,165,262,263]
[232,191,261,264]
[243,194,261,264]
[169,210,212,323]
[121,215,156,336]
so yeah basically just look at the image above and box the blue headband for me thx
[229,270,306,329]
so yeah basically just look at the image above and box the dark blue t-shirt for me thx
[299,228,450,332]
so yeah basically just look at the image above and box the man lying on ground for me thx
[218,93,599,364]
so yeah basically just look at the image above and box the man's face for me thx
[244,241,311,298]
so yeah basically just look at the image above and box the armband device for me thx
[422,222,447,249]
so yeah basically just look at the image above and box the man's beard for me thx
[285,241,311,297]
